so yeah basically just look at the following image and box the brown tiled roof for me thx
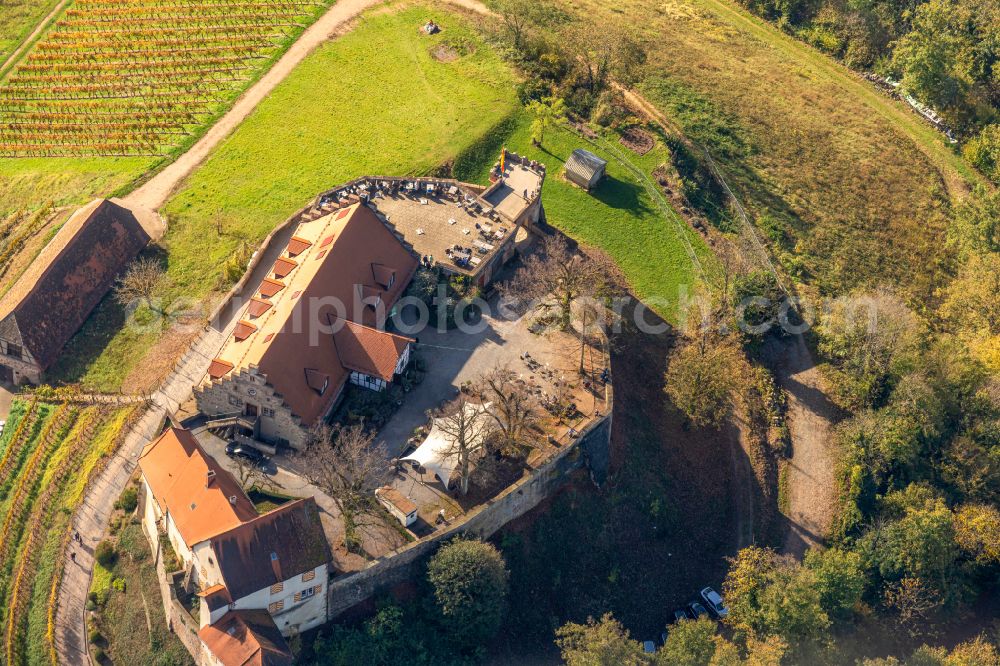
[273,257,297,279]
[211,204,418,427]
[332,320,412,381]
[198,610,293,666]
[247,298,273,319]
[209,359,235,379]
[376,486,417,515]
[234,320,257,341]
[371,263,396,289]
[198,584,233,612]
[286,236,311,257]
[259,279,285,298]
[0,199,150,371]
[210,498,330,601]
[138,428,258,547]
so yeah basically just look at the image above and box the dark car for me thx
[686,602,709,620]
[672,609,688,624]
[226,442,268,467]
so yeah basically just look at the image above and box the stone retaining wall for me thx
[326,413,612,618]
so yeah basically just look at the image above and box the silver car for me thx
[700,587,729,619]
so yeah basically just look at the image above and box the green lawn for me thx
[456,113,716,320]
[553,0,961,304]
[0,157,154,219]
[0,0,59,68]
[54,3,521,390]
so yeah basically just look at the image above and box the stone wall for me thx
[326,413,612,618]
[195,366,312,449]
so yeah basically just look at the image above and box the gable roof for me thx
[0,199,150,370]
[209,498,331,601]
[332,319,412,381]
[198,610,293,666]
[565,149,607,182]
[138,428,258,547]
[207,204,418,426]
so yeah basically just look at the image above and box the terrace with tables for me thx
[301,150,545,286]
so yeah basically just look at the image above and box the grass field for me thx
[0,0,60,68]
[455,112,717,318]
[0,395,138,665]
[50,3,520,391]
[553,0,963,304]
[88,521,192,665]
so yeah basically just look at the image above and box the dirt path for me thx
[122,0,490,215]
[0,0,70,79]
[761,335,841,557]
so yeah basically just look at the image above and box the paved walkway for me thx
[53,325,229,664]
[0,383,12,421]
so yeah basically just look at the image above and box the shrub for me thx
[95,540,116,568]
[963,124,1000,184]
[88,628,102,644]
[427,539,509,646]
[112,577,126,593]
[115,487,138,513]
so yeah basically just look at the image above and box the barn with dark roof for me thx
[0,199,151,384]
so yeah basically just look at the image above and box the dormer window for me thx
[304,368,330,396]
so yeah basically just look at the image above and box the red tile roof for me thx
[138,428,257,547]
[208,358,235,379]
[259,279,285,298]
[247,298,273,319]
[251,205,417,426]
[332,320,413,381]
[198,610,292,666]
[234,320,257,341]
[286,236,312,257]
[273,257,297,279]
[371,264,396,289]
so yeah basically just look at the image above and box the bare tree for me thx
[474,364,538,454]
[233,454,281,495]
[502,234,607,331]
[495,0,535,49]
[560,23,646,93]
[435,398,497,496]
[297,424,392,551]
[114,256,164,310]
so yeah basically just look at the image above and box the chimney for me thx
[206,469,216,488]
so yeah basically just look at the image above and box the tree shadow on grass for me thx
[590,174,652,216]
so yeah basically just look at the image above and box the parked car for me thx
[643,640,656,654]
[686,602,709,619]
[0,420,5,438]
[700,587,729,619]
[225,442,268,467]
[672,609,688,623]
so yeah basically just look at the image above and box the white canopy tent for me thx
[401,403,492,487]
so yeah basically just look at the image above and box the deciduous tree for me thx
[427,539,509,646]
[474,364,538,454]
[435,397,496,496]
[297,424,391,551]
[502,234,608,331]
[556,613,648,666]
[114,256,164,310]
